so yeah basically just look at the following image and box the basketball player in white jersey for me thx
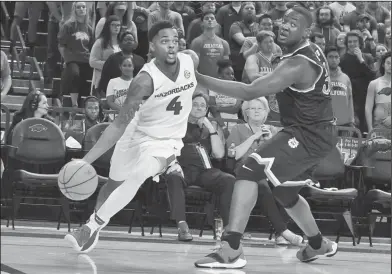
[64,21,199,253]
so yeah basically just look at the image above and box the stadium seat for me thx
[5,118,72,230]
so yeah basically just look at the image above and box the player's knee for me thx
[272,185,300,209]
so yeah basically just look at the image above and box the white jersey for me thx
[136,52,197,139]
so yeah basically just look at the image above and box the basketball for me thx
[58,160,98,201]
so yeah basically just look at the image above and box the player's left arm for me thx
[181,49,200,70]
[196,57,306,100]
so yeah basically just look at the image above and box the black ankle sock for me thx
[221,232,242,250]
[308,233,323,250]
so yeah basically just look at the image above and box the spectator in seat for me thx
[268,2,288,31]
[216,2,242,42]
[229,2,260,81]
[179,36,187,51]
[106,56,134,121]
[58,1,94,108]
[374,44,388,73]
[310,32,327,52]
[366,2,391,44]
[208,60,241,134]
[97,31,144,98]
[148,1,184,36]
[336,32,347,57]
[343,2,378,42]
[9,2,44,58]
[384,26,391,51]
[311,6,341,48]
[164,93,234,242]
[187,2,221,45]
[90,15,122,94]
[340,31,376,132]
[190,12,230,79]
[171,1,196,36]
[326,47,355,128]
[226,98,302,246]
[95,2,138,46]
[1,50,12,98]
[8,91,55,138]
[365,52,391,137]
[240,14,282,60]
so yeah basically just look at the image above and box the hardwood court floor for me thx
[1,236,390,274]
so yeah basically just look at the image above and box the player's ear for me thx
[149,41,155,53]
[304,28,311,39]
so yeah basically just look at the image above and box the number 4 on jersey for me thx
[166,96,183,115]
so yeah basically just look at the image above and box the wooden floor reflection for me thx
[1,236,390,274]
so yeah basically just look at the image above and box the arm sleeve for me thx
[106,79,115,97]
[89,39,105,70]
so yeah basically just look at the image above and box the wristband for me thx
[210,132,218,136]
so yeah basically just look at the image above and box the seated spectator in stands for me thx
[311,6,341,47]
[148,1,184,36]
[164,93,233,242]
[267,1,287,34]
[8,91,55,138]
[240,14,282,60]
[95,1,138,46]
[384,26,391,51]
[1,50,11,98]
[216,2,242,42]
[336,32,347,57]
[365,52,391,137]
[187,2,221,45]
[106,56,133,121]
[58,1,94,108]
[374,43,388,73]
[97,31,144,98]
[90,15,122,93]
[226,98,302,245]
[179,36,187,51]
[343,2,378,41]
[190,12,230,79]
[329,1,356,28]
[229,2,260,81]
[326,47,355,127]
[310,32,327,52]
[10,2,43,58]
[170,1,196,36]
[340,30,376,132]
[65,96,105,134]
[209,60,241,132]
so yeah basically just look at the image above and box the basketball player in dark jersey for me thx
[194,7,338,269]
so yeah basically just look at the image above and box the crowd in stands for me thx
[1,1,391,242]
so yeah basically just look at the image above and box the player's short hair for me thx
[289,6,313,28]
[241,97,270,123]
[379,51,391,76]
[148,21,175,42]
[325,46,339,56]
[256,30,275,43]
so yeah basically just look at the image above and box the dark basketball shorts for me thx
[236,126,336,186]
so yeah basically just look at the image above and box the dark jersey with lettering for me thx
[275,42,334,127]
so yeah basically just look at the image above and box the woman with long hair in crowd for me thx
[374,43,388,74]
[227,97,303,246]
[95,1,138,46]
[58,1,93,108]
[336,32,347,58]
[90,15,122,93]
[384,26,391,51]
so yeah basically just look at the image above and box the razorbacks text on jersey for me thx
[276,41,335,127]
[136,53,197,139]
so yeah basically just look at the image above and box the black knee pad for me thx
[272,184,300,209]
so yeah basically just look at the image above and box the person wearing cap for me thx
[187,2,222,45]
[366,2,391,44]
[343,2,378,41]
